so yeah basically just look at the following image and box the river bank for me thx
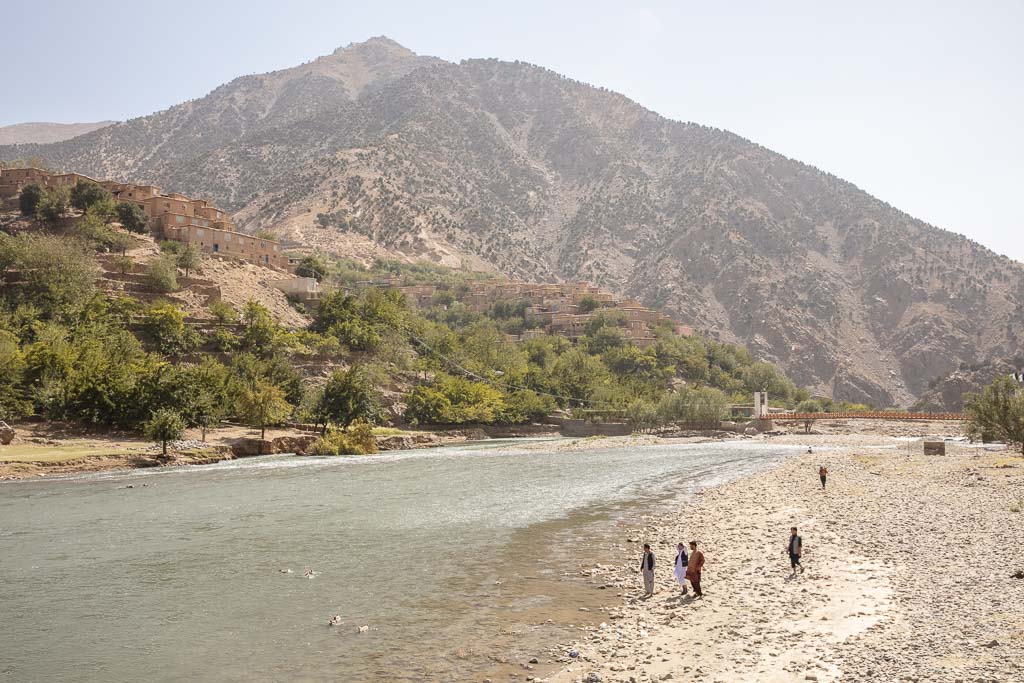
[532,438,1024,683]
[0,422,511,480]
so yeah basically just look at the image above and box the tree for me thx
[144,408,185,456]
[35,186,70,226]
[146,255,179,292]
[237,380,292,439]
[19,183,44,217]
[0,330,32,420]
[795,399,824,434]
[965,377,1024,454]
[115,202,149,234]
[70,181,112,213]
[314,366,384,433]
[241,301,278,353]
[576,295,599,314]
[294,255,327,281]
[176,243,202,278]
[13,234,98,315]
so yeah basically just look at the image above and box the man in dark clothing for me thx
[640,543,655,597]
[787,526,804,575]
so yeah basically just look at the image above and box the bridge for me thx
[772,412,964,421]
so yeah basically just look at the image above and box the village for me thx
[0,165,696,348]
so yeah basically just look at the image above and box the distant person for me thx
[685,541,704,598]
[639,543,656,598]
[807,446,813,454]
[673,542,689,594]
[787,526,804,575]
[819,465,828,490]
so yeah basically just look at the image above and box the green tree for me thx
[294,255,327,281]
[70,181,112,214]
[141,303,198,357]
[795,399,824,434]
[241,301,279,353]
[115,202,150,234]
[13,234,98,316]
[238,380,292,439]
[19,183,44,217]
[107,231,135,256]
[965,377,1024,453]
[176,243,202,278]
[576,295,599,314]
[144,408,185,456]
[313,366,384,433]
[35,186,70,226]
[146,255,179,292]
[0,330,32,420]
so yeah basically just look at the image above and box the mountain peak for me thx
[333,36,417,57]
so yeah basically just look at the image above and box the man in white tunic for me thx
[673,542,689,594]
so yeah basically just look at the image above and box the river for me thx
[0,438,801,681]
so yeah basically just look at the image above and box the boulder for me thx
[0,421,14,445]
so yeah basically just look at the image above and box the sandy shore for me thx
[535,434,1024,682]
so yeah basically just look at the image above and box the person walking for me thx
[639,543,656,598]
[673,542,689,594]
[818,465,828,490]
[685,541,704,598]
[787,526,804,575]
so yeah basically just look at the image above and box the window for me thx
[224,233,231,241]
[176,215,186,224]
[196,228,205,237]
[213,244,219,253]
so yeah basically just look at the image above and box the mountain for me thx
[3,38,1022,406]
[912,357,1024,412]
[0,120,115,145]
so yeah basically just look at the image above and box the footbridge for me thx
[773,412,964,421]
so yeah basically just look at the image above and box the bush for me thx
[307,421,378,455]
[966,377,1024,453]
[146,256,179,292]
[208,300,238,324]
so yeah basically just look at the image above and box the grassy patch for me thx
[371,427,408,436]
[0,443,139,463]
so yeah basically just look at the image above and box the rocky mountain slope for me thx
[912,357,1024,412]
[0,121,115,145]
[3,38,1022,406]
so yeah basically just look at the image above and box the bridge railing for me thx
[773,412,964,421]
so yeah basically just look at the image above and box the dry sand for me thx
[538,433,1024,683]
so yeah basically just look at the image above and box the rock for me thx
[356,625,369,633]
[569,649,580,659]
[982,639,999,648]
[0,421,14,445]
[529,658,539,664]
[585,673,602,683]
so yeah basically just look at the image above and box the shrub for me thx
[306,421,378,455]
[146,256,179,292]
[208,300,238,324]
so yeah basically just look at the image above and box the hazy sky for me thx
[3,0,1022,262]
